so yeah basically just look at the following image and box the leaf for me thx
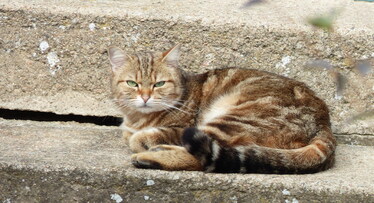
[241,0,265,8]
[307,9,340,32]
[332,71,347,100]
[304,59,333,70]
[343,57,356,67]
[308,16,334,31]
[346,110,374,124]
[355,59,372,76]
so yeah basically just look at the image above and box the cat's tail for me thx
[182,127,336,174]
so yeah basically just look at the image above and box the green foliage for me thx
[308,16,334,32]
[307,9,340,32]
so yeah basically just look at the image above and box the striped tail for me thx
[182,127,336,174]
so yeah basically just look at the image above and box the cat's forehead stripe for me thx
[136,70,141,82]
[146,53,154,77]
[149,52,154,66]
[134,53,155,78]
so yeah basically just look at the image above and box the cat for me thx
[108,44,336,174]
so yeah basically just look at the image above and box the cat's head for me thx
[108,45,185,114]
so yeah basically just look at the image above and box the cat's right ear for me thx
[108,47,129,72]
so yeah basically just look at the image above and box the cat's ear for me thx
[108,47,129,72]
[161,44,181,67]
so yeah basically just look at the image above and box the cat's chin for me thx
[135,107,163,114]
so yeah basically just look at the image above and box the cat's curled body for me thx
[108,45,336,174]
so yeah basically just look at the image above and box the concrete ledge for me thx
[2,0,374,34]
[0,0,373,135]
[1,119,374,202]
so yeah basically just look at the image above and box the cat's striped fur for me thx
[108,45,336,174]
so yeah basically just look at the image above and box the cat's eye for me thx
[154,81,165,87]
[126,80,138,87]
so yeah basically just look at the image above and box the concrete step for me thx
[0,0,373,201]
[1,119,374,202]
[0,0,373,136]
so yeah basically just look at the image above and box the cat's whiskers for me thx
[159,102,191,114]
[155,98,191,111]
[112,98,137,110]
[172,100,197,112]
[152,100,182,113]
[158,105,174,114]
[154,103,188,121]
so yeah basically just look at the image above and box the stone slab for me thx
[0,119,374,202]
[0,0,373,135]
[2,0,374,34]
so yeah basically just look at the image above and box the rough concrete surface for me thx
[0,1,373,202]
[1,119,374,203]
[0,0,373,135]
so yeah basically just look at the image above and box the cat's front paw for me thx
[131,145,180,169]
[131,145,203,171]
[129,128,163,152]
[148,144,180,152]
[131,153,162,169]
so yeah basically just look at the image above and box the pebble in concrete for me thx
[110,193,123,203]
[146,179,155,186]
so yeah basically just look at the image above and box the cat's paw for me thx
[131,145,202,171]
[122,130,133,142]
[131,153,162,169]
[148,144,179,152]
[129,128,163,153]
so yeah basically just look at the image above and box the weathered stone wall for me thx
[0,0,373,135]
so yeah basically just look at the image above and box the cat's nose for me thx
[141,95,150,103]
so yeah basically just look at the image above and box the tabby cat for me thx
[108,45,336,174]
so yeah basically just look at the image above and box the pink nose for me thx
[141,95,150,103]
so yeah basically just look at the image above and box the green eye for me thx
[126,80,138,87]
[154,81,165,87]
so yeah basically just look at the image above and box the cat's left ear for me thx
[161,44,181,67]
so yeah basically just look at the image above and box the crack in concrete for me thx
[0,108,122,126]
